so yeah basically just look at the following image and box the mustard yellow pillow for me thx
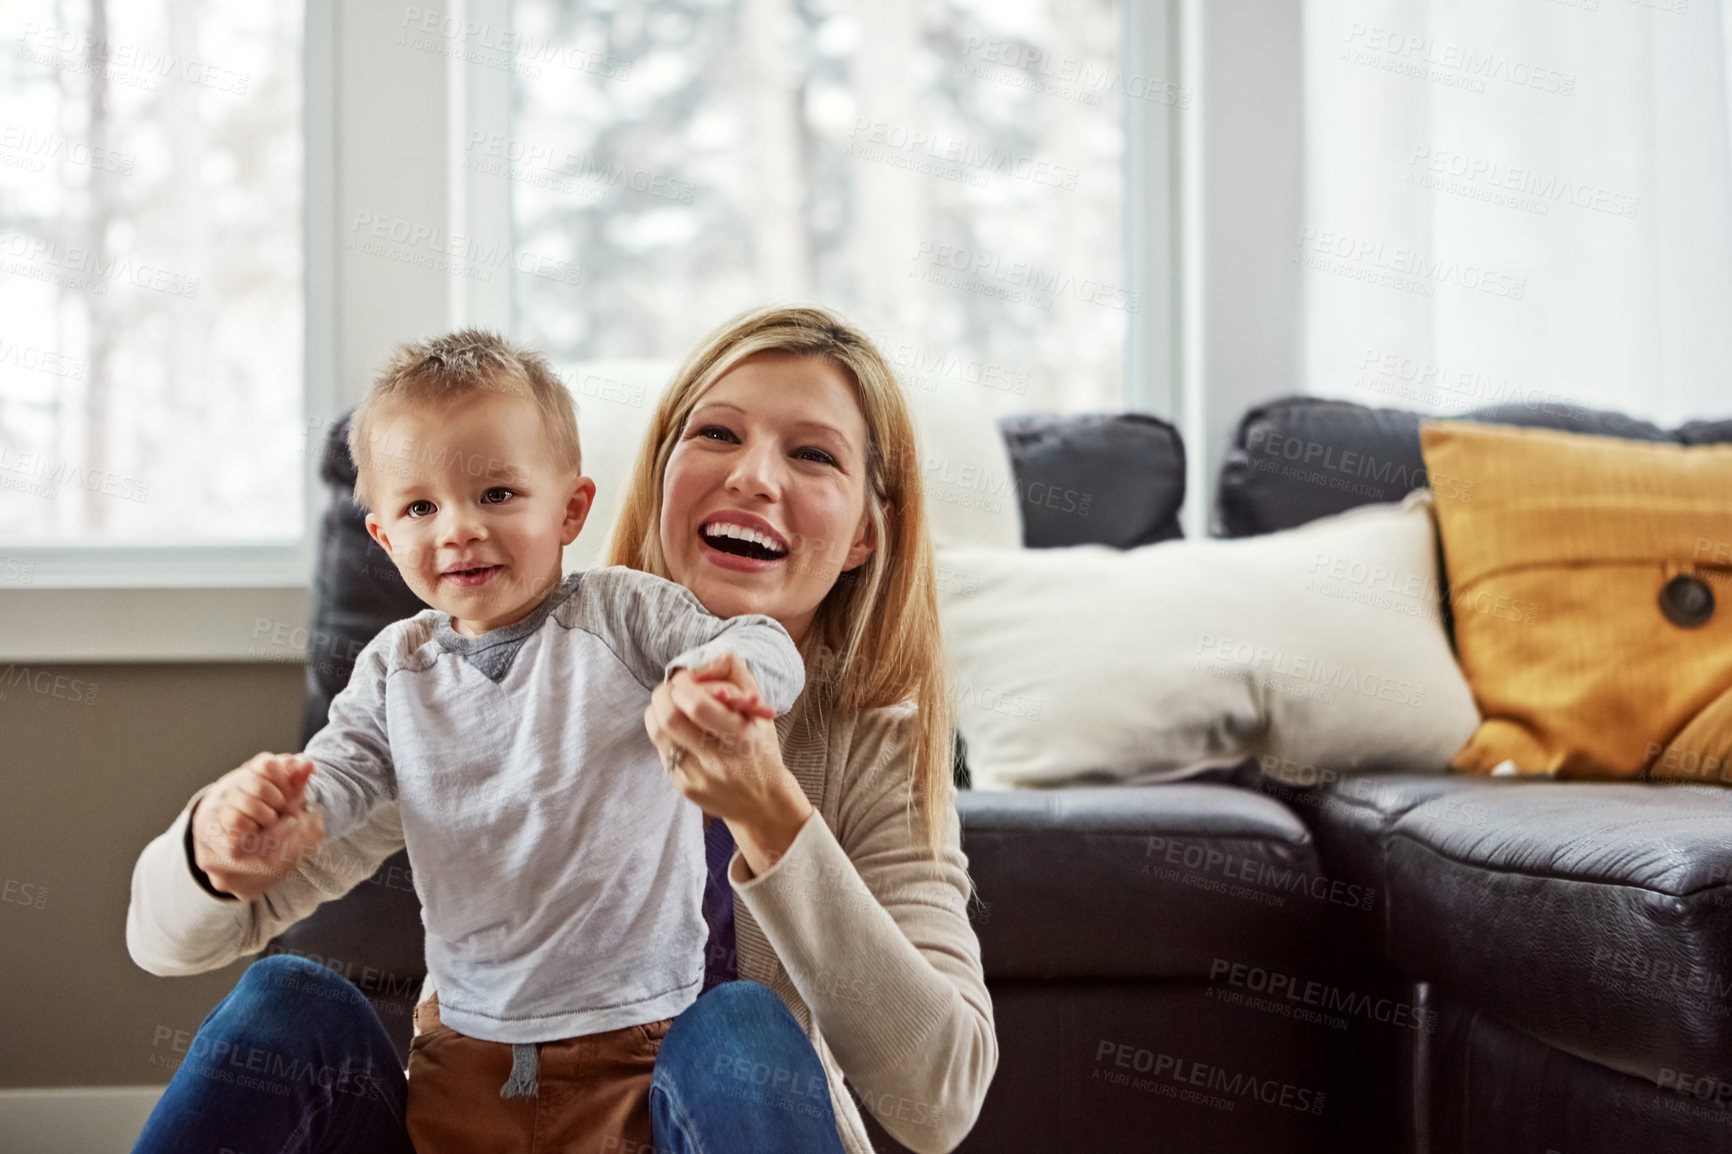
[1420,420,1732,782]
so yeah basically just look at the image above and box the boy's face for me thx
[362,390,595,637]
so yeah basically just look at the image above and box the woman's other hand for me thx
[645,652,813,877]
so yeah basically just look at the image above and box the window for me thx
[1,0,1170,618]
[497,0,1128,416]
[0,1,303,545]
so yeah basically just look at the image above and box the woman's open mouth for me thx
[698,517,789,571]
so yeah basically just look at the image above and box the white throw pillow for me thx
[906,381,1024,550]
[937,492,1480,789]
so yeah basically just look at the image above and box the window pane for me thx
[0,1,303,542]
[506,0,1124,416]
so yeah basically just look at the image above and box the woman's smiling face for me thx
[659,351,876,644]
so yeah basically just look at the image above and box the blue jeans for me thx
[133,955,846,1154]
[650,979,847,1154]
[131,955,414,1154]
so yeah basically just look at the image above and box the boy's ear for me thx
[562,476,598,546]
[364,513,391,554]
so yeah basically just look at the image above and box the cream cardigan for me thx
[126,684,998,1153]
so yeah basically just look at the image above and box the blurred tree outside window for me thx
[0,0,302,544]
[507,0,1126,417]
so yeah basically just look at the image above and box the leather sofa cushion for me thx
[941,981,1335,1154]
[1262,772,1490,946]
[998,413,1184,548]
[1678,419,1732,446]
[959,784,1342,980]
[1423,985,1732,1154]
[1374,782,1732,1084]
[1214,397,1681,539]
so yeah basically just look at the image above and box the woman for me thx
[126,305,997,1153]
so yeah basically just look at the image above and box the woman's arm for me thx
[644,671,998,1152]
[729,704,997,1154]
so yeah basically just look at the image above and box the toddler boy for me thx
[208,330,802,1151]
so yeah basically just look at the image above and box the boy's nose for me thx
[436,507,486,545]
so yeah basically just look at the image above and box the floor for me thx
[0,1087,164,1154]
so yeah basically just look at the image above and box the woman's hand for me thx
[190,753,327,901]
[645,652,813,878]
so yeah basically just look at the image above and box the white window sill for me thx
[0,586,313,663]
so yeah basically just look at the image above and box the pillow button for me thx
[1660,575,1715,629]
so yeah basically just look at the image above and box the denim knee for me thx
[228,954,376,1034]
[652,980,842,1152]
[659,980,812,1081]
[675,981,795,1037]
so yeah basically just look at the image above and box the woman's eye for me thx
[689,422,835,466]
[482,487,514,504]
[406,500,435,518]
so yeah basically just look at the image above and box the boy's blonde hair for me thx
[606,305,957,856]
[347,329,581,511]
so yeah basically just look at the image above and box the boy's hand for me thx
[706,682,775,721]
[190,753,325,901]
[666,652,774,722]
[692,652,776,719]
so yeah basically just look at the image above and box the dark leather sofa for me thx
[272,399,1732,1154]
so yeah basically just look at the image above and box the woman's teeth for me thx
[701,522,787,558]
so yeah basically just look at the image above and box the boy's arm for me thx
[299,625,402,840]
[580,567,806,715]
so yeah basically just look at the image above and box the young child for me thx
[209,330,804,1152]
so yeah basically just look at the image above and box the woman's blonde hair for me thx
[606,305,955,855]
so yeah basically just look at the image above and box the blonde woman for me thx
[126,306,997,1154]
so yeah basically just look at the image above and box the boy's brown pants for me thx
[406,993,672,1154]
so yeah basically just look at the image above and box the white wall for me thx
[1186,0,1306,536]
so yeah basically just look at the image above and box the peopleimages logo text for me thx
[1294,228,1525,301]
[1408,147,1639,219]
[19,21,251,93]
[911,241,1140,312]
[1193,634,1426,707]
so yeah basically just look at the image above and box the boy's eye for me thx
[482,487,514,504]
[406,500,435,518]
